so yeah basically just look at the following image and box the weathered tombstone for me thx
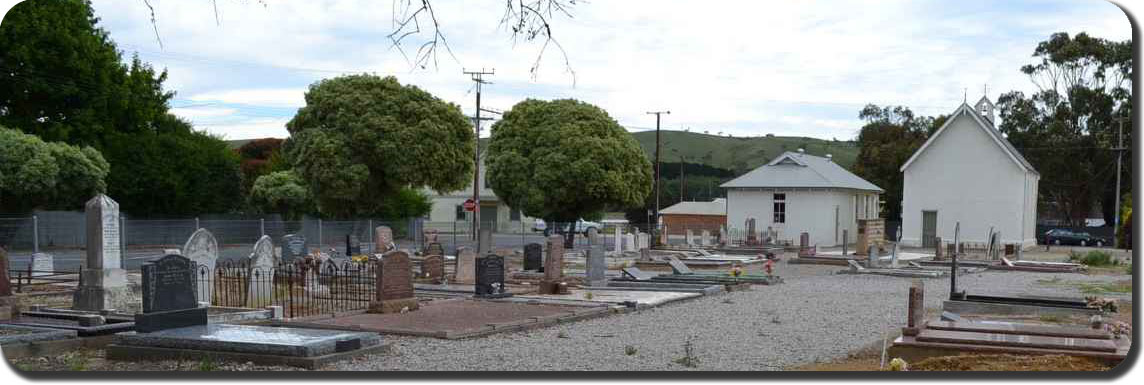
[639,248,652,262]
[73,195,132,312]
[539,235,565,294]
[421,254,445,283]
[135,254,207,332]
[718,225,728,246]
[425,242,445,258]
[424,228,439,244]
[867,245,878,268]
[31,252,54,277]
[478,227,493,256]
[183,228,219,304]
[746,218,758,245]
[658,228,668,247]
[523,243,543,272]
[475,254,509,297]
[585,228,606,287]
[856,219,884,256]
[842,229,849,256]
[247,235,275,308]
[934,236,944,260]
[369,250,419,313]
[638,232,650,250]
[700,230,711,246]
[454,247,476,284]
[798,232,816,257]
[903,279,925,336]
[613,227,623,253]
[623,233,636,252]
[374,226,395,254]
[685,230,695,246]
[281,234,307,262]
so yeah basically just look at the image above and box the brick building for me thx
[659,198,726,236]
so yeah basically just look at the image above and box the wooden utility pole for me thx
[647,110,670,232]
[464,68,494,245]
[1113,115,1128,248]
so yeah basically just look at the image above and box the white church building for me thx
[721,150,884,247]
[899,97,1040,249]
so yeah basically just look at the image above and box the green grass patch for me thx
[1077,281,1132,294]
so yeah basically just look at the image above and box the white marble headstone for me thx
[183,228,218,303]
[247,235,276,307]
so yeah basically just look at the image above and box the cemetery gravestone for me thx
[345,234,362,256]
[454,247,477,284]
[856,219,885,256]
[667,256,693,275]
[184,228,219,303]
[586,229,607,287]
[31,252,53,277]
[424,228,439,244]
[934,237,944,260]
[746,218,758,245]
[73,195,132,312]
[685,230,695,246]
[701,230,711,246]
[136,254,208,333]
[613,227,623,253]
[624,233,636,252]
[539,235,565,294]
[370,250,419,313]
[903,279,926,336]
[475,254,509,297]
[282,234,307,262]
[247,235,276,308]
[421,254,445,283]
[374,226,395,254]
[523,243,543,272]
[639,232,650,250]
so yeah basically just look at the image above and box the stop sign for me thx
[463,199,476,212]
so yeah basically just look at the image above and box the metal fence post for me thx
[318,218,324,249]
[260,218,266,237]
[32,215,39,254]
[194,217,200,230]
[368,219,373,253]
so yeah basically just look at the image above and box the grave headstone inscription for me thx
[475,254,510,298]
[282,234,307,262]
[585,229,607,287]
[136,254,207,333]
[369,250,419,313]
[73,195,132,312]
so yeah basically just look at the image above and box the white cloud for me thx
[83,0,1133,141]
[170,107,238,119]
[196,118,291,140]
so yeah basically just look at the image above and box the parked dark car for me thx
[1043,229,1107,247]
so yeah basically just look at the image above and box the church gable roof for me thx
[899,103,1039,176]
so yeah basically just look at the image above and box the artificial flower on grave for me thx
[764,259,775,277]
[1106,321,1131,339]
[729,265,744,278]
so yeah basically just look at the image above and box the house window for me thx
[455,205,466,220]
[510,208,521,221]
[773,193,786,224]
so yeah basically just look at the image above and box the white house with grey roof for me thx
[720,150,884,247]
[900,97,1039,249]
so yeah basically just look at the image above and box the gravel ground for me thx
[6,258,1130,372]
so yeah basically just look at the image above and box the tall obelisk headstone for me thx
[73,195,133,312]
[454,247,477,284]
[539,235,566,294]
[585,228,606,287]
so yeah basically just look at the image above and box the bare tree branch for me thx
[141,0,163,49]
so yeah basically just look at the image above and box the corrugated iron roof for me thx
[720,152,884,192]
[659,198,726,216]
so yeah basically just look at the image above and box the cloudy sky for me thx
[76,0,1133,140]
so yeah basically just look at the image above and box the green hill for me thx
[631,131,859,173]
[236,131,860,174]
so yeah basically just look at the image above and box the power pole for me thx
[1113,115,1128,248]
[647,110,670,233]
[464,68,494,245]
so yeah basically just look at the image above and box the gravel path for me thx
[324,262,1129,371]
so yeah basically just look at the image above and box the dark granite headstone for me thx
[475,254,507,297]
[141,254,197,313]
[523,243,543,272]
[345,234,362,256]
[421,254,444,282]
[282,234,306,262]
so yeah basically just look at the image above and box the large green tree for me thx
[1,0,243,216]
[486,99,653,241]
[284,74,475,218]
[0,125,109,213]
[250,170,311,220]
[851,105,946,222]
[996,32,1131,227]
